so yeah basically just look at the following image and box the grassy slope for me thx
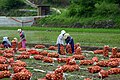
[0,27,120,48]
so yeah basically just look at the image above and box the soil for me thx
[26,43,120,52]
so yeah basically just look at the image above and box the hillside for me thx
[0,0,120,28]
[37,0,120,28]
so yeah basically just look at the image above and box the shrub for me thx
[0,0,25,10]
[94,1,120,16]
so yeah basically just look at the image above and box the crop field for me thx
[0,27,120,80]
[0,44,120,80]
[0,27,120,48]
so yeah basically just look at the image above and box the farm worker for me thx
[17,29,26,48]
[56,30,66,54]
[11,38,18,51]
[64,33,74,54]
[2,37,11,48]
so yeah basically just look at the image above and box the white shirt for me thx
[56,33,64,45]
[3,37,11,46]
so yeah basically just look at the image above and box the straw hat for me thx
[17,29,22,32]
[63,33,70,39]
[13,37,18,42]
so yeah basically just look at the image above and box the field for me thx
[0,44,120,80]
[0,27,120,80]
[0,27,120,48]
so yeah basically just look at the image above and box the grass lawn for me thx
[0,27,120,48]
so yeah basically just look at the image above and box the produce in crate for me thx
[4,49,14,53]
[80,60,94,65]
[47,52,59,58]
[8,58,14,63]
[16,55,30,59]
[93,50,103,54]
[39,50,48,56]
[57,58,67,63]
[103,45,109,57]
[60,45,66,55]
[45,67,64,80]
[88,66,101,73]
[74,43,80,51]
[0,56,7,64]
[0,71,11,79]
[107,68,120,75]
[27,49,39,55]
[0,64,9,71]
[98,69,108,78]
[61,64,79,72]
[66,44,72,54]
[0,50,4,54]
[11,60,27,67]
[92,56,99,62]
[3,53,14,58]
[12,69,32,80]
[66,57,76,65]
[43,57,54,63]
[35,45,45,49]
[21,52,30,55]
[72,55,85,60]
[18,48,26,51]
[107,60,119,67]
[84,78,92,80]
[13,66,25,73]
[34,55,44,60]
[96,60,109,67]
[74,47,82,55]
[111,47,117,55]
[48,46,57,50]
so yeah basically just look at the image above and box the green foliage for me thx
[37,0,120,28]
[0,0,25,10]
[94,1,120,16]
[38,14,81,27]
[67,0,96,17]
[43,0,70,7]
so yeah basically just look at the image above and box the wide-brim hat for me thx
[63,33,70,39]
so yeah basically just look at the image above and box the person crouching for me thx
[2,37,11,48]
[64,33,74,54]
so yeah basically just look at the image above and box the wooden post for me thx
[37,6,41,16]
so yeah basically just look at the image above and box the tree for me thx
[68,0,96,17]
[0,0,25,10]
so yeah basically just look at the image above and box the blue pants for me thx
[58,44,60,54]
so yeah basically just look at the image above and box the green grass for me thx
[0,27,120,48]
[0,27,120,33]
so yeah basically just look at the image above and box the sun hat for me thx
[17,29,22,32]
[13,37,18,42]
[63,33,70,39]
[14,38,17,40]
[61,30,66,35]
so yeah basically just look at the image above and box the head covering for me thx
[3,37,8,41]
[14,38,18,42]
[14,38,17,40]
[17,29,22,32]
[61,30,66,35]
[3,37,11,46]
[63,33,70,39]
